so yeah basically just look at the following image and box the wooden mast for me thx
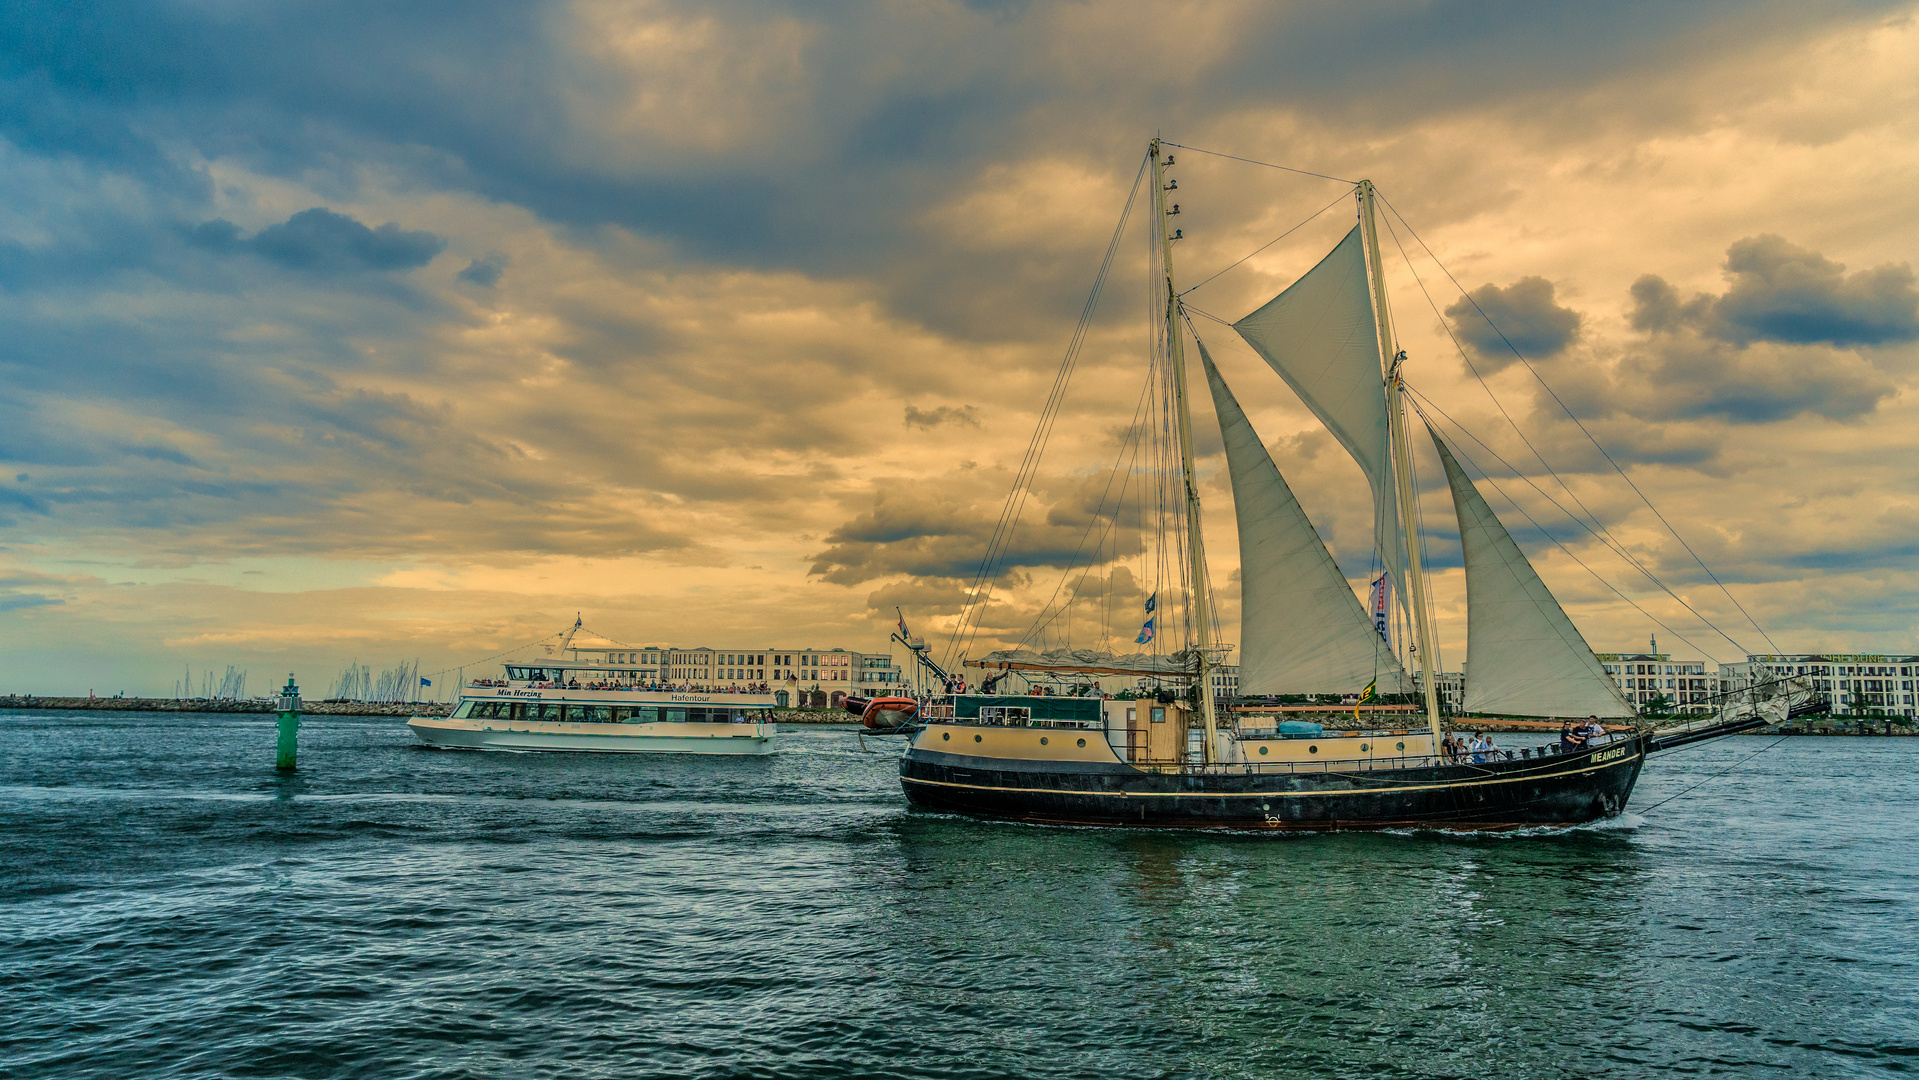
[1151,138,1218,766]
[1357,180,1444,748]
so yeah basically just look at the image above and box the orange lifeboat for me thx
[842,695,920,731]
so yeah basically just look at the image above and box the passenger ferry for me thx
[408,621,777,755]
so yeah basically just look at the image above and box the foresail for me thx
[1231,225,1402,588]
[1430,429,1635,718]
[1201,342,1407,695]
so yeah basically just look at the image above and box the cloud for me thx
[903,404,980,429]
[457,253,508,287]
[1445,276,1582,368]
[1630,235,1919,347]
[190,208,444,275]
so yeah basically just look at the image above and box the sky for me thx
[4,0,1919,696]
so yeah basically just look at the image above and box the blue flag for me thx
[420,677,432,687]
[1135,615,1156,645]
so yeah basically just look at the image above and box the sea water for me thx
[2,711,1914,1079]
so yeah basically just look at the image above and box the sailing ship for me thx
[408,620,778,754]
[868,139,1810,829]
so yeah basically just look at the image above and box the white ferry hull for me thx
[408,715,776,755]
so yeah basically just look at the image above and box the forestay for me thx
[1232,225,1402,588]
[1199,342,1406,695]
[1431,428,1635,718]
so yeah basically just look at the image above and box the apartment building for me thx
[1595,651,1714,712]
[1719,654,1917,718]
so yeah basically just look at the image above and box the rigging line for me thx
[1378,212,1751,656]
[1177,310,1233,657]
[419,630,568,681]
[1409,394,1729,664]
[1405,379,1750,658]
[1178,187,1355,298]
[1017,374,1155,649]
[1159,142,1356,185]
[1637,735,1791,815]
[1375,191,1780,656]
[954,154,1147,663]
[948,153,1149,668]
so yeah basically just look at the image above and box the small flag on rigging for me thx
[420,677,432,687]
[1353,677,1376,721]
[1143,592,1157,614]
[1135,615,1156,645]
[1368,572,1392,647]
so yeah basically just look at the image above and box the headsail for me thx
[1200,342,1407,694]
[1232,225,1402,587]
[1430,428,1635,718]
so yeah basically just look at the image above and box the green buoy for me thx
[275,674,301,770]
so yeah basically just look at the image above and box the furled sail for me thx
[1201,342,1407,694]
[1430,429,1635,718]
[1232,225,1402,586]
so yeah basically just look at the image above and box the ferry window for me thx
[632,707,659,723]
[574,705,613,723]
[1150,707,1166,724]
[452,701,474,718]
[663,708,687,723]
[528,703,563,722]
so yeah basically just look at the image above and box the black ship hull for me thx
[900,736,1647,830]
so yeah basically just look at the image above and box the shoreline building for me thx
[1719,654,1917,719]
[1596,644,1714,713]
[520,632,908,708]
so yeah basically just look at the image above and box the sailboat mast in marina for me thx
[854,139,1813,830]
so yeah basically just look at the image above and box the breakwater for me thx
[0,696,452,717]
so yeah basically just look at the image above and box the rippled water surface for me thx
[2,711,1915,1079]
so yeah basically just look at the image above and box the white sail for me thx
[1201,342,1407,694]
[1430,429,1635,718]
[1232,225,1402,585]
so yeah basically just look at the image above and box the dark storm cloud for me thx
[904,405,980,430]
[1604,236,1913,424]
[1445,276,1581,369]
[457,254,508,287]
[2,0,1901,293]
[1632,235,1919,348]
[190,209,444,275]
[809,485,1137,587]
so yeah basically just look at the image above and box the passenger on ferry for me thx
[1469,732,1494,763]
[1579,715,1606,745]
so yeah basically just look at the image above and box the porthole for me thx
[1258,746,1269,756]
[1040,737,1049,746]
[1360,744,1370,752]
[1308,745,1319,754]
[974,734,982,743]
[1077,738,1086,748]
[1396,741,1406,751]
[942,732,950,741]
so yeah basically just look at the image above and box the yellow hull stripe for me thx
[902,754,1639,799]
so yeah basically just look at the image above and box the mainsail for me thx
[1199,342,1406,694]
[1232,225,1402,588]
[1430,428,1635,718]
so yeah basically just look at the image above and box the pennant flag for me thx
[1135,615,1156,645]
[896,607,911,639]
[1143,591,1157,614]
[1353,677,1377,721]
[1368,572,1393,646]
[420,677,432,687]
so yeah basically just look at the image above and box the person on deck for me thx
[1470,732,1494,763]
[1579,716,1606,746]
[1558,719,1579,754]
